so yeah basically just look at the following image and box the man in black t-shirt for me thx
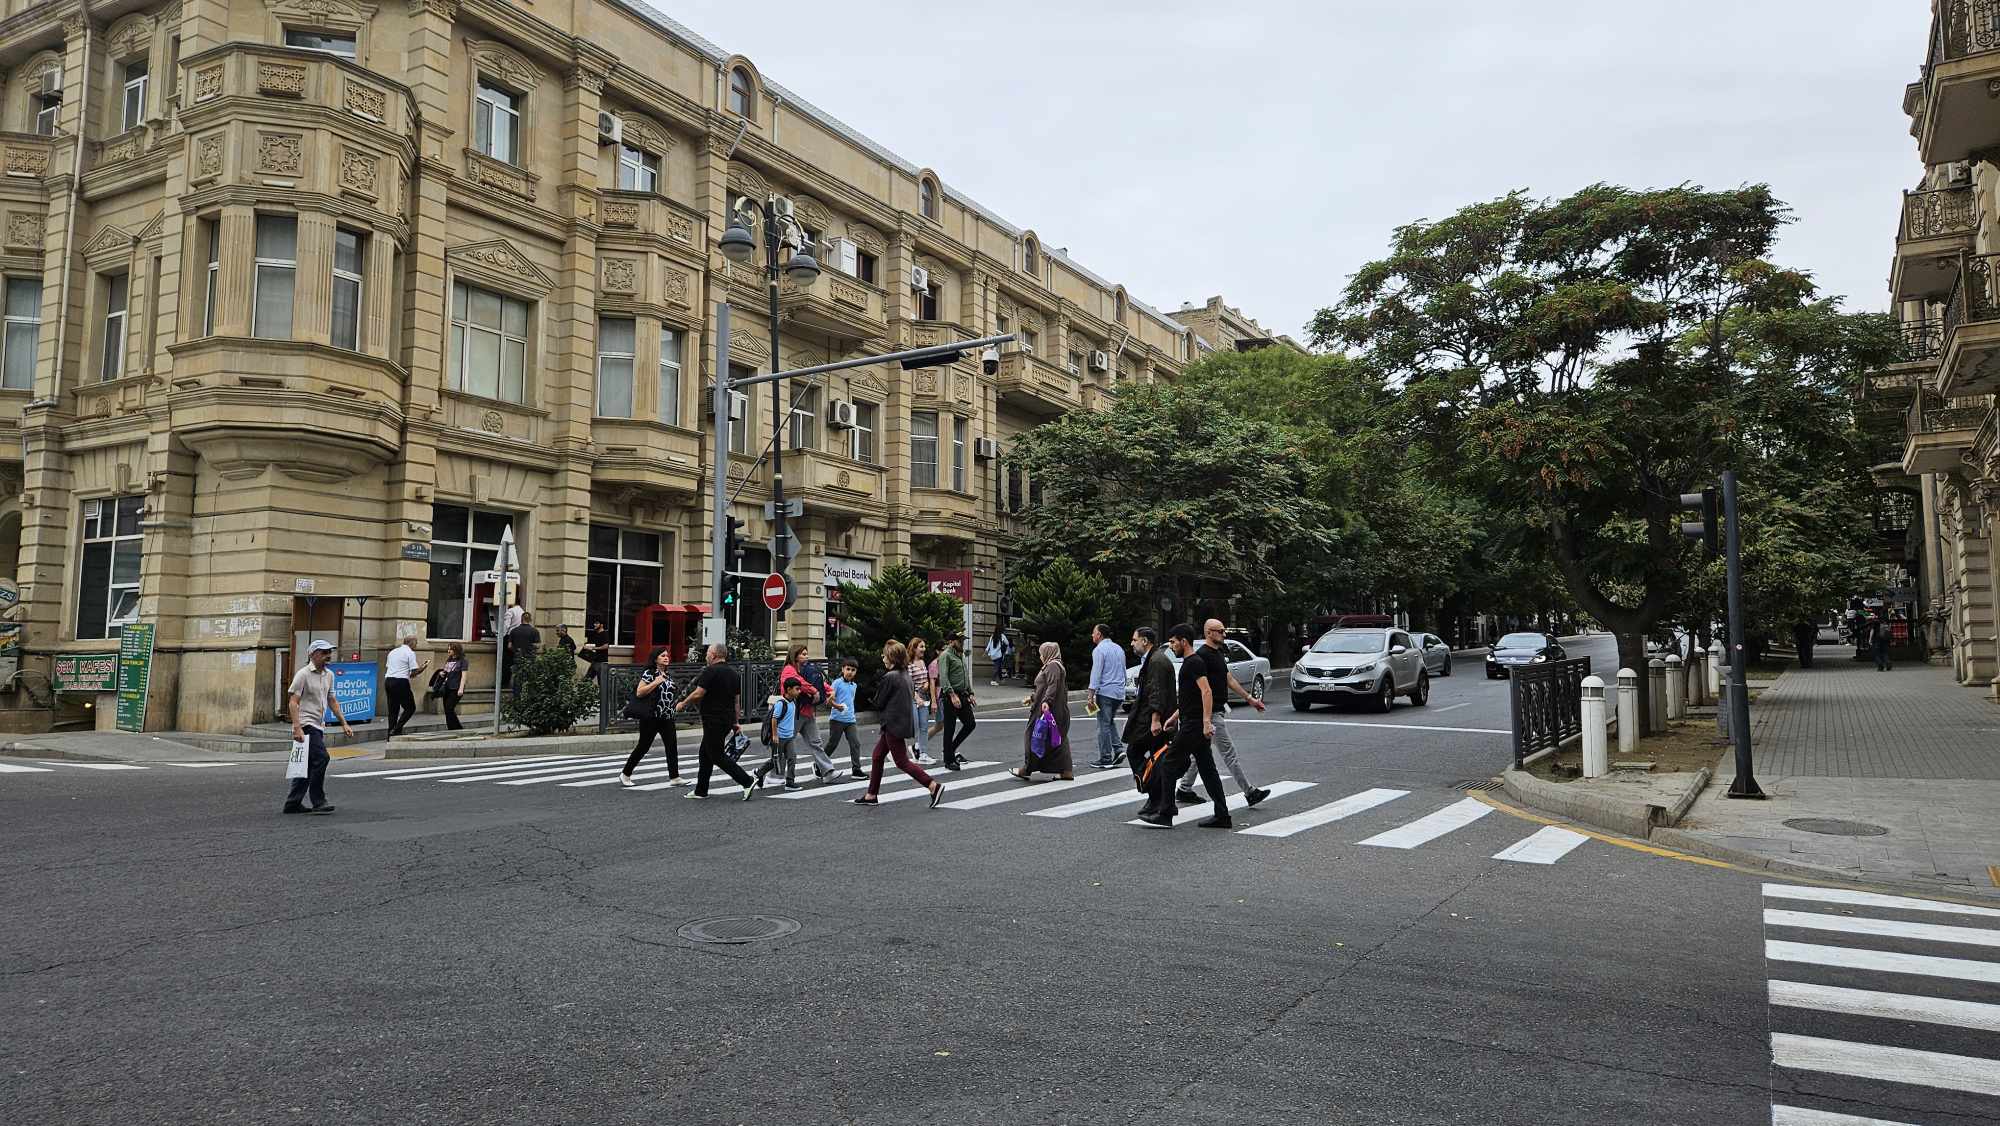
[1138,623,1230,829]
[674,644,756,799]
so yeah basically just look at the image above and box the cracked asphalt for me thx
[2,634,1795,1125]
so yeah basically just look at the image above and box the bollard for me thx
[1716,677,1731,739]
[1580,675,1608,778]
[1616,667,1638,753]
[1706,639,1723,701]
[1647,658,1667,735]
[1665,654,1685,721]
[1691,648,1709,706]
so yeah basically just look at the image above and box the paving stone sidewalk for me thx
[1745,655,2000,778]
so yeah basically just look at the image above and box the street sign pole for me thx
[493,524,514,736]
[1722,470,1762,798]
[707,303,732,651]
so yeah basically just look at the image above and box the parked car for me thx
[1815,615,1842,645]
[1412,632,1452,677]
[1125,639,1272,707]
[1485,632,1567,679]
[1288,628,1429,713]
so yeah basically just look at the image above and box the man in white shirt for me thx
[285,640,355,814]
[383,631,426,738]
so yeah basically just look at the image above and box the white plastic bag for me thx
[285,737,309,780]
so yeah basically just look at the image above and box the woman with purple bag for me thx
[1012,640,1073,781]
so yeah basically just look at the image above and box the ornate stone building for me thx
[0,0,1280,732]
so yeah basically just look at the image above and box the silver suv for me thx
[1288,628,1430,712]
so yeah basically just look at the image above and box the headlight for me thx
[1532,654,1549,663]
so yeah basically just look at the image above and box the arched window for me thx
[919,177,937,220]
[1022,237,1038,276]
[728,67,754,118]
[1114,290,1127,322]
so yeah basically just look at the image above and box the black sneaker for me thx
[782,781,803,792]
[849,769,867,779]
[1174,788,1200,805]
[1197,814,1233,829]
[1136,812,1174,829]
[929,782,946,808]
[282,804,307,815]
[852,795,878,806]
[308,804,336,815]
[1245,787,1272,808]
[944,758,963,772]
[1112,749,1127,767]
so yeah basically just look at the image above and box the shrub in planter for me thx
[500,648,600,735]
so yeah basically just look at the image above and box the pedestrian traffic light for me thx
[1680,487,1719,559]
[723,515,745,568]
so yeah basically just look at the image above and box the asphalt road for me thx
[4,632,1994,1125]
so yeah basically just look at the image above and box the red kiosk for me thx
[632,603,709,663]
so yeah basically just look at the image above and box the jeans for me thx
[284,726,330,809]
[940,693,976,762]
[622,717,677,777]
[442,690,462,730]
[798,713,834,774]
[867,730,934,795]
[828,720,863,772]
[1182,710,1252,791]
[385,677,417,736]
[1094,693,1122,765]
[911,703,932,757]
[754,736,797,786]
[695,714,754,795]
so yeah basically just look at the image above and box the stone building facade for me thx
[0,0,1281,733]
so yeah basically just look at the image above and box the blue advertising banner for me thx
[327,661,378,724]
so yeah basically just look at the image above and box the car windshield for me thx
[1312,630,1386,654]
[1497,633,1545,648]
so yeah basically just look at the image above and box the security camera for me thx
[981,346,1000,376]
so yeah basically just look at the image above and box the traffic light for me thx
[1680,487,1719,559]
[723,515,745,568]
[900,348,963,370]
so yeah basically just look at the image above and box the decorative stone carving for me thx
[467,153,531,199]
[339,149,377,197]
[107,14,153,59]
[61,13,88,38]
[343,81,386,120]
[192,66,223,102]
[601,257,638,293]
[620,114,672,154]
[447,239,555,292]
[914,369,939,395]
[3,146,51,178]
[100,133,141,163]
[258,62,307,97]
[256,133,304,175]
[793,195,832,233]
[82,225,133,260]
[727,162,768,200]
[409,0,458,17]
[265,0,375,29]
[192,133,223,181]
[838,470,851,489]
[601,200,639,226]
[480,410,504,433]
[661,269,689,307]
[567,67,606,94]
[830,279,867,309]
[5,212,43,249]
[846,222,885,254]
[468,41,540,90]
[665,213,694,243]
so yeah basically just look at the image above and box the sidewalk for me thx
[1655,658,2000,898]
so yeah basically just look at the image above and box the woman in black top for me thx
[853,640,945,808]
[619,648,682,787]
[434,642,467,730]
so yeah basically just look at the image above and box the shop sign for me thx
[53,653,119,693]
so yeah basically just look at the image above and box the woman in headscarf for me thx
[1012,640,1072,780]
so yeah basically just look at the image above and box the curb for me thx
[1500,765,1711,841]
[1649,825,2000,902]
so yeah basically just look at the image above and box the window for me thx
[332,228,364,350]
[587,524,664,647]
[474,79,521,164]
[919,281,940,321]
[911,410,938,489]
[854,250,877,285]
[1007,466,1022,513]
[727,363,755,454]
[850,399,877,464]
[616,145,658,192]
[1029,475,1043,508]
[427,504,517,640]
[919,177,937,219]
[1023,328,1039,354]
[285,29,356,58]
[996,314,1010,337]
[121,60,147,131]
[658,327,683,426]
[252,214,296,340]
[1022,238,1038,275]
[33,71,60,136]
[76,495,143,639]
[165,37,180,100]
[596,317,635,417]
[789,385,819,451]
[952,416,966,492]
[1068,350,1083,371]
[450,281,530,404]
[99,273,127,381]
[200,219,219,336]
[1115,291,1127,322]
[3,278,39,390]
[728,66,754,118]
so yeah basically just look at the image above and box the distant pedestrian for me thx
[1871,616,1893,672]
[986,629,1014,686]
[674,644,757,800]
[907,637,936,764]
[1087,624,1125,769]
[619,647,683,788]
[284,640,354,815]
[752,680,805,791]
[935,631,976,770]
[556,623,577,660]
[826,658,864,778]
[1139,623,1226,830]
[383,631,426,738]
[1176,618,1271,810]
[432,642,467,730]
[505,610,540,696]
[852,641,945,808]
[1124,626,1174,798]
[1791,620,1816,669]
[580,619,611,682]
[1013,641,1072,780]
[504,600,525,634]
[780,645,834,782]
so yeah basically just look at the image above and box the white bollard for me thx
[1706,639,1723,701]
[1647,658,1667,735]
[1665,654,1685,721]
[1689,648,1708,706]
[1616,667,1638,753]
[1580,675,1608,778]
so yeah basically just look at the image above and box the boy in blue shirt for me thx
[827,659,863,779]
[753,680,805,791]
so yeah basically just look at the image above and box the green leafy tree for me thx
[500,648,599,735]
[827,564,963,698]
[1009,558,1118,687]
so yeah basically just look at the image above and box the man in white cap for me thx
[285,640,354,814]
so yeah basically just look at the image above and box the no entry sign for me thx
[761,573,789,610]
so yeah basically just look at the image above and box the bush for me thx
[500,648,599,735]
[828,564,964,699]
[728,628,775,662]
[1010,558,1118,688]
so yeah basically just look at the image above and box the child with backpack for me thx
[826,658,863,779]
[752,680,805,792]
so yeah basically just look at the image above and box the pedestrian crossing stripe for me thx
[937,768,1131,811]
[1359,796,1492,848]
[1490,825,1589,865]
[1031,779,1316,820]
[0,762,53,773]
[1770,1106,1919,1126]
[1770,1033,2000,1098]
[1763,881,2000,919]
[1766,939,2000,985]
[775,762,1000,799]
[1236,787,1406,838]
[35,761,147,770]
[1769,979,2000,1034]
[340,754,595,780]
[1764,907,2000,950]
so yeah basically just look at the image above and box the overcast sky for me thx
[651,1,1923,342]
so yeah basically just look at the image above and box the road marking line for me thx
[1765,908,2000,950]
[163,762,237,768]
[339,754,589,779]
[1492,825,1590,865]
[878,769,1014,804]
[1118,779,1321,824]
[1769,979,2000,1034]
[1033,779,1314,820]
[1769,1032,2000,1097]
[939,768,1131,811]
[777,761,999,799]
[1766,940,2000,984]
[0,762,53,773]
[1226,718,1509,735]
[1764,883,2000,919]
[441,756,631,783]
[37,761,148,770]
[1361,797,1494,849]
[1236,788,1408,838]
[1771,1104,1920,1125]
[623,767,704,792]
[566,765,678,788]
[1430,702,1472,713]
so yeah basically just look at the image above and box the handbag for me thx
[285,737,310,780]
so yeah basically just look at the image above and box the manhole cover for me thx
[676,915,801,944]
[1783,818,1890,837]
[1454,780,1502,793]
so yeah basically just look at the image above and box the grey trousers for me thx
[798,713,834,773]
[1181,710,1251,792]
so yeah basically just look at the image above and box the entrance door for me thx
[287,595,343,704]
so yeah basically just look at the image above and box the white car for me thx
[1124,639,1271,707]
[1289,627,1430,712]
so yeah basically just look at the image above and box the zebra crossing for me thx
[1762,881,2000,1124]
[0,759,238,774]
[333,752,1603,862]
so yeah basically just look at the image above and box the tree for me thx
[1009,558,1118,687]
[500,649,599,735]
[827,564,963,698]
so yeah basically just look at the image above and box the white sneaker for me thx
[619,773,637,788]
[668,777,693,788]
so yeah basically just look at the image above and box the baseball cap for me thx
[308,640,336,654]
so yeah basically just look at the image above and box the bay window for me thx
[252,214,297,340]
[4,277,40,390]
[911,410,938,489]
[597,316,635,417]
[659,327,683,425]
[332,228,364,350]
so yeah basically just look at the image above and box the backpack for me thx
[761,698,789,747]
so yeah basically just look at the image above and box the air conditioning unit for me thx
[1089,350,1111,372]
[705,388,746,421]
[1064,363,1080,376]
[974,437,999,461]
[909,265,929,292]
[596,111,622,145]
[820,237,859,277]
[827,399,858,430]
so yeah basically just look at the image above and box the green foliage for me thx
[1009,558,1118,687]
[727,628,774,662]
[500,648,598,735]
[827,564,964,698]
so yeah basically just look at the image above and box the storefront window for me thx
[585,524,664,647]
[427,503,516,640]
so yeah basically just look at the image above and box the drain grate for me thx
[1454,779,1503,793]
[1783,818,1890,838]
[676,914,801,945]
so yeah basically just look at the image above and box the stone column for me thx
[212,205,255,339]
[879,225,919,569]
[291,207,336,347]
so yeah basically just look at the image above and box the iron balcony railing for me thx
[1942,252,2000,352]
[1944,0,2000,59]
[1903,185,1978,241]
[1899,318,1946,363]
[1909,387,1991,437]
[1508,657,1593,769]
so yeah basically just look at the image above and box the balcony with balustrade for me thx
[1916,1,2000,163]
[1904,389,1992,474]
[790,445,887,519]
[995,350,1084,419]
[1937,254,2000,398]
[780,271,888,345]
[1862,319,1944,416]
[1892,186,1978,299]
